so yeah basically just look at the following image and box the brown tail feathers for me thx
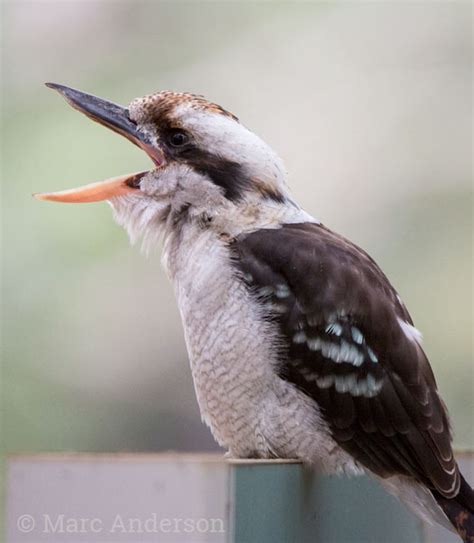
[435,474,474,543]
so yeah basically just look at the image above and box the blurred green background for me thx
[1,0,472,467]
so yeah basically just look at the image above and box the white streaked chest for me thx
[162,225,280,455]
[160,222,360,475]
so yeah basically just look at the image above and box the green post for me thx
[231,461,423,543]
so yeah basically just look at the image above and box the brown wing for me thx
[232,222,459,497]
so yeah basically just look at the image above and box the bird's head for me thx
[36,84,291,247]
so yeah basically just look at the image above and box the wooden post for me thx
[6,452,472,542]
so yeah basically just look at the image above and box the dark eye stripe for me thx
[184,149,250,201]
[158,124,285,203]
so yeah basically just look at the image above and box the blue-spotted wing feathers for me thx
[231,222,458,498]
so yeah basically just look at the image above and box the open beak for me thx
[34,83,163,203]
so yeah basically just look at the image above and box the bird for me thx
[36,83,473,541]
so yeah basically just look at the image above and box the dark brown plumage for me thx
[232,222,473,539]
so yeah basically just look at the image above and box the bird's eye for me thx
[168,129,190,148]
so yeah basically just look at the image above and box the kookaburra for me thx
[36,83,473,541]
